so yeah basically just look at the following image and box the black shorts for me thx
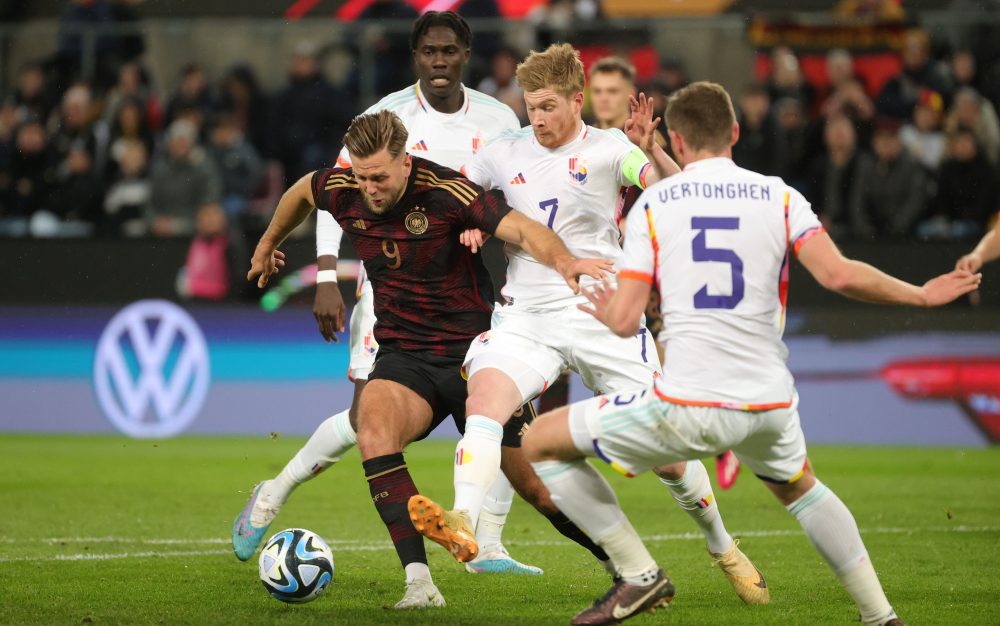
[368,348,533,447]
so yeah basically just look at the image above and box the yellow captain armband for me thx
[622,148,650,189]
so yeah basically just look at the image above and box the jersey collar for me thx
[414,81,471,117]
[682,156,736,172]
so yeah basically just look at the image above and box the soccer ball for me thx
[258,528,334,603]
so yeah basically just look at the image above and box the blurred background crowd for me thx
[1,0,999,300]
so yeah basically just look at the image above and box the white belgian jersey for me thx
[620,157,824,408]
[466,122,649,308]
[315,82,521,280]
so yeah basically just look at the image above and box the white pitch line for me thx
[1,525,996,564]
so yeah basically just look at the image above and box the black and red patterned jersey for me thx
[311,156,512,358]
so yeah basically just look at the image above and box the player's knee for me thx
[355,421,398,458]
[766,465,817,506]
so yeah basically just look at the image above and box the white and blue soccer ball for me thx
[258,528,334,603]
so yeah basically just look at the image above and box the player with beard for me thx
[244,110,609,609]
[233,12,596,579]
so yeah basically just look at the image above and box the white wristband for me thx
[316,269,338,284]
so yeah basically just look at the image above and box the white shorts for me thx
[463,303,661,403]
[568,384,807,483]
[347,281,378,381]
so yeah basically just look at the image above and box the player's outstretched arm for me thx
[578,274,651,337]
[248,172,318,288]
[956,218,1000,273]
[493,210,614,292]
[797,231,982,307]
[625,92,680,185]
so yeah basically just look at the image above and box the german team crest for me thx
[569,157,588,185]
[405,207,429,234]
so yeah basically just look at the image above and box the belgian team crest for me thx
[569,157,588,185]
[405,208,429,234]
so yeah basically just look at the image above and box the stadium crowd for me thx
[1,18,999,266]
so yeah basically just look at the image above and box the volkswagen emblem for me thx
[93,300,210,438]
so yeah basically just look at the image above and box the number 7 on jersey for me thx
[538,198,559,229]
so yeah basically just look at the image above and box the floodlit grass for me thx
[2,435,998,625]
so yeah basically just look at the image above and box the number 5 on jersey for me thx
[691,217,744,309]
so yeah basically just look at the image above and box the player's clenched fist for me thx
[248,245,286,288]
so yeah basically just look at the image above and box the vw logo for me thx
[93,300,210,438]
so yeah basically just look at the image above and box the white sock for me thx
[268,409,356,504]
[404,562,432,584]
[533,459,658,581]
[660,460,732,554]
[475,471,515,552]
[453,415,504,528]
[787,480,894,625]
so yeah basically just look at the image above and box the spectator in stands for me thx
[102,61,162,132]
[46,144,103,236]
[822,77,876,148]
[12,62,52,124]
[920,126,998,240]
[218,65,269,157]
[877,29,952,121]
[103,138,150,237]
[900,88,947,172]
[949,49,979,92]
[1,121,54,236]
[165,63,214,128]
[103,96,155,183]
[820,48,857,109]
[767,47,816,110]
[149,119,222,237]
[732,83,776,175]
[269,42,348,185]
[207,111,264,222]
[858,117,928,239]
[477,48,526,124]
[773,97,810,190]
[48,83,102,167]
[945,87,1000,166]
[181,201,244,301]
[806,113,875,240]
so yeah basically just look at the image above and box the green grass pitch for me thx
[2,434,998,625]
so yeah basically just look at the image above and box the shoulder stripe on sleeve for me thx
[325,173,358,190]
[415,176,476,205]
[415,168,477,205]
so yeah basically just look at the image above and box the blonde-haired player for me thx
[408,44,770,605]
[521,81,980,625]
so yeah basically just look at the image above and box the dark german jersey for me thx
[311,157,512,358]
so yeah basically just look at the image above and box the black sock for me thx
[545,511,610,562]
[363,452,426,567]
